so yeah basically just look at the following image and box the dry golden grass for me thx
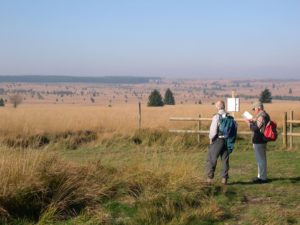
[0,145,211,224]
[0,147,120,222]
[0,148,48,197]
[1,102,300,137]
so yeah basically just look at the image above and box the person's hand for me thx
[244,119,252,125]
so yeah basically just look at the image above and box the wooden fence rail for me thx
[169,111,300,149]
[169,116,252,145]
[282,111,300,148]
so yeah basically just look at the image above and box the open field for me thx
[1,102,300,137]
[1,80,300,224]
[2,0,300,222]
[1,79,300,106]
[0,100,300,224]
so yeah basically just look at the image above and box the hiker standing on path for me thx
[207,100,237,185]
[245,101,270,183]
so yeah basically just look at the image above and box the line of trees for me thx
[0,75,161,84]
[148,88,175,106]
[147,88,275,107]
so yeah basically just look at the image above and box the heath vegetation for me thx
[0,94,300,224]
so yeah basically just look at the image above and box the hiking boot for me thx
[252,177,268,184]
[221,178,228,185]
[206,178,213,184]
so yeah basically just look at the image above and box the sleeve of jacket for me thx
[249,116,265,132]
[209,115,219,140]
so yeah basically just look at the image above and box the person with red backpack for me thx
[245,101,271,183]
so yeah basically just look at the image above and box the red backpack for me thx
[263,120,278,141]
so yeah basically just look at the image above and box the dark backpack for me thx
[218,114,238,153]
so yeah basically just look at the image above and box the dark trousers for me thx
[206,138,229,179]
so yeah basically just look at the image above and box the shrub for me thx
[9,95,23,108]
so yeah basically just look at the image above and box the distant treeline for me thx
[0,75,161,84]
[272,95,300,101]
[220,94,300,101]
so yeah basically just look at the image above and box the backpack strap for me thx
[217,113,229,137]
[215,113,224,128]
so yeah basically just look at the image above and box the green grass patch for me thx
[1,133,300,224]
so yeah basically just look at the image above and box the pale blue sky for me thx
[0,0,300,78]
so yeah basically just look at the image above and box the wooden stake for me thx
[138,102,141,130]
[198,114,201,144]
[231,90,236,117]
[283,112,287,148]
[289,111,294,149]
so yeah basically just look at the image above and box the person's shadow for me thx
[229,176,300,185]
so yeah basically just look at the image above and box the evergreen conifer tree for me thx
[164,88,175,105]
[259,88,272,103]
[0,98,4,107]
[148,89,164,106]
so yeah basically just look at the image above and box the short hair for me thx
[252,101,264,110]
[216,100,225,110]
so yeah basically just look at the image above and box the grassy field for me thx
[2,79,300,106]
[1,102,300,137]
[1,102,300,224]
[0,131,300,225]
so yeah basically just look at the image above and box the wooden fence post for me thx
[289,111,294,149]
[198,114,201,144]
[283,112,287,148]
[231,90,235,118]
[138,102,141,130]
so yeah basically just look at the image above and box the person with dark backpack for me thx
[206,100,237,185]
[245,101,274,183]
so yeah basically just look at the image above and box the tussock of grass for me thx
[2,135,50,149]
[51,130,97,149]
[0,147,227,225]
[1,130,97,149]
[0,149,117,224]
[1,128,210,152]
[131,128,209,150]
